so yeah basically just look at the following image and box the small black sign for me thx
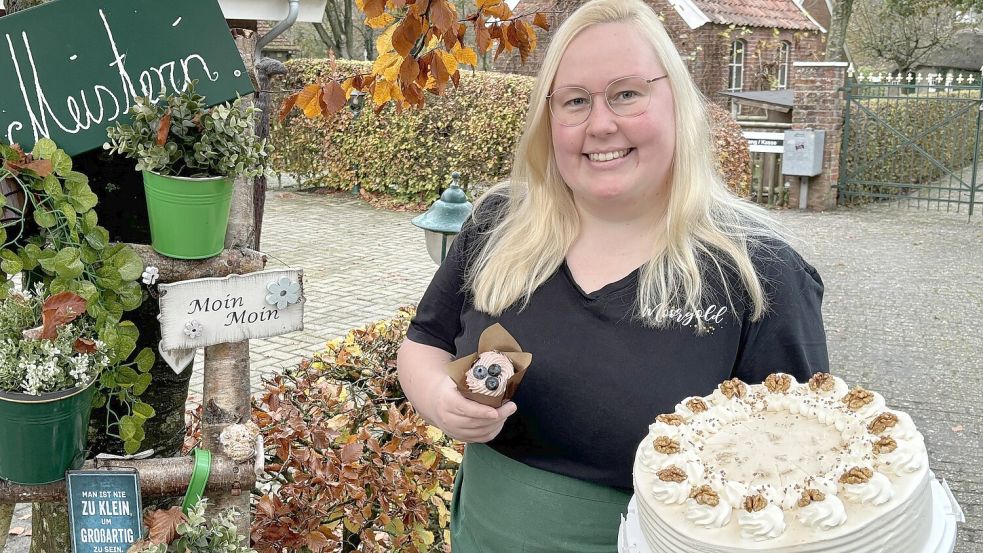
[67,469,143,553]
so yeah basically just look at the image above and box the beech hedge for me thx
[270,59,751,204]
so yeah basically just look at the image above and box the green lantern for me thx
[412,172,473,264]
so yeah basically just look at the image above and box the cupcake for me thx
[446,323,532,407]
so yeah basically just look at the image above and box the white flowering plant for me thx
[0,284,109,396]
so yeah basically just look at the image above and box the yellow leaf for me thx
[438,446,462,464]
[326,337,342,350]
[372,81,393,106]
[376,24,397,55]
[453,45,478,66]
[438,50,458,76]
[338,387,349,402]
[344,343,363,356]
[355,0,365,10]
[420,449,437,468]
[343,517,360,535]
[373,51,403,84]
[425,425,444,442]
[436,497,449,527]
[533,12,550,31]
[476,0,498,9]
[303,91,323,118]
[366,11,395,29]
[414,525,435,546]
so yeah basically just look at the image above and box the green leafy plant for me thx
[0,138,156,454]
[128,499,256,553]
[104,82,273,178]
[0,286,110,395]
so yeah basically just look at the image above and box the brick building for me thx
[499,0,829,109]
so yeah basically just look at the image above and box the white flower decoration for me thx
[141,266,160,285]
[183,320,203,339]
[266,276,301,309]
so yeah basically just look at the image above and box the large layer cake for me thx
[624,373,933,552]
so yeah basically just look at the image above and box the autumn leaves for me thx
[281,0,549,120]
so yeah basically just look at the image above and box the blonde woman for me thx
[397,0,828,548]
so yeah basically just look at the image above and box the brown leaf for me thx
[144,506,186,544]
[363,0,387,18]
[399,56,421,85]
[475,18,491,53]
[533,12,550,31]
[305,530,331,552]
[451,69,461,88]
[40,291,87,340]
[156,111,171,146]
[429,0,457,34]
[322,81,347,116]
[442,29,458,51]
[279,92,300,122]
[410,0,430,17]
[394,14,422,58]
[4,158,53,178]
[340,442,363,464]
[73,337,98,354]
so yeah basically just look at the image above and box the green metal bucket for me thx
[142,171,233,260]
[0,382,95,485]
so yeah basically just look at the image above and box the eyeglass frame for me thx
[546,75,669,127]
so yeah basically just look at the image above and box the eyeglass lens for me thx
[549,76,654,126]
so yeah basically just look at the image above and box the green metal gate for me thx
[839,70,983,218]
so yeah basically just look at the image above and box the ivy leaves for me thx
[0,137,156,454]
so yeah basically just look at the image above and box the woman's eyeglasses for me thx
[547,75,668,127]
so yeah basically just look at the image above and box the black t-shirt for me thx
[407,199,829,490]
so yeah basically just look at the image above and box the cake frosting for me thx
[465,351,515,398]
[625,373,933,552]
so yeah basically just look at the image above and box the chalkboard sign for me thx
[67,470,143,553]
[0,0,253,155]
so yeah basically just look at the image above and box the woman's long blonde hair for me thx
[467,0,789,331]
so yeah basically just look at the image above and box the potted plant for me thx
[127,499,256,553]
[0,138,156,458]
[104,82,272,260]
[0,286,110,484]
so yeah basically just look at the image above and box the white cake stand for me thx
[619,473,964,553]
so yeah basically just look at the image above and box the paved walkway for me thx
[5,191,982,552]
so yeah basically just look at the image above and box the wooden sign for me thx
[0,0,253,155]
[66,470,142,553]
[158,269,304,352]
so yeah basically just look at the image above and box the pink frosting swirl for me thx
[466,351,514,397]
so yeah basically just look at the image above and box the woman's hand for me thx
[426,376,517,443]
[397,339,517,443]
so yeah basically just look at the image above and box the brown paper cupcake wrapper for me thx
[446,323,532,408]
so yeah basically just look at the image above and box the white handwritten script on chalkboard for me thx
[3,9,217,147]
[157,269,304,372]
[0,0,252,154]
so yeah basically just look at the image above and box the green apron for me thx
[450,443,631,553]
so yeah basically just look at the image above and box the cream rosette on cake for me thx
[737,494,786,541]
[795,489,848,530]
[684,485,733,529]
[838,466,894,506]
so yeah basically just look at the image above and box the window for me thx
[728,40,745,92]
[777,41,791,90]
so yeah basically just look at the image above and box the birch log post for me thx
[0,457,255,503]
